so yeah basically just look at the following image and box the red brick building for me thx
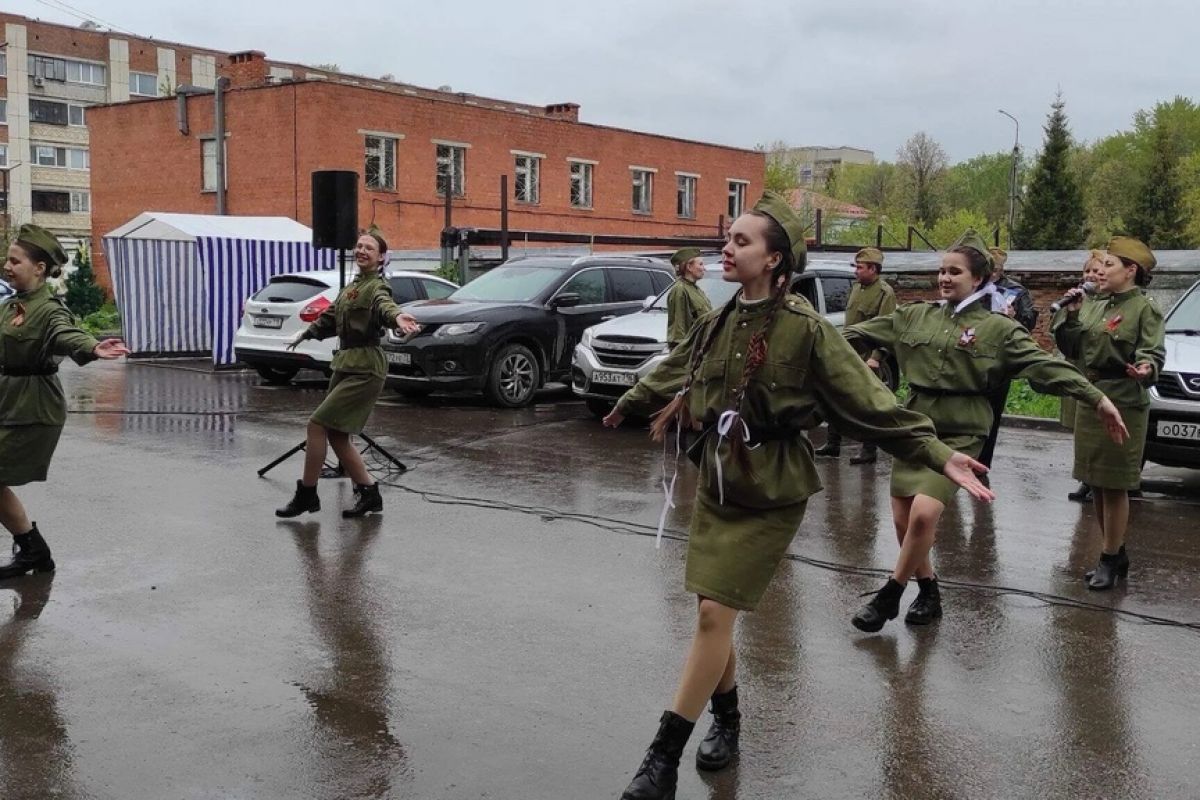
[88,52,763,291]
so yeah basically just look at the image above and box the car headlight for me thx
[580,328,595,349]
[433,321,486,338]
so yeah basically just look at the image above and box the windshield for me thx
[450,264,567,302]
[651,276,740,310]
[1166,285,1200,332]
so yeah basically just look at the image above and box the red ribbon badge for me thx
[958,327,976,348]
[9,302,25,328]
[1105,314,1123,334]
[346,289,359,301]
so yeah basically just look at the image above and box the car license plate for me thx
[387,352,412,366]
[592,370,636,387]
[1157,420,1200,441]
[253,315,284,329]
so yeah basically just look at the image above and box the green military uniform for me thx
[0,282,99,485]
[299,271,405,434]
[845,273,897,365]
[617,294,954,610]
[847,296,1106,505]
[665,278,711,347]
[1052,286,1164,489]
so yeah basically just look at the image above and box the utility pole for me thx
[998,109,1020,247]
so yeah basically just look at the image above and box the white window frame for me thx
[67,148,89,171]
[64,59,106,86]
[513,151,542,205]
[0,144,8,166]
[68,104,87,127]
[631,167,655,214]
[364,134,398,191]
[569,159,595,209]
[728,180,748,219]
[130,71,159,97]
[70,190,90,213]
[30,143,88,170]
[436,142,467,197]
[676,173,698,219]
[0,53,6,78]
[0,98,6,126]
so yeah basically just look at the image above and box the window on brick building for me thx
[0,99,6,125]
[569,161,593,209]
[436,144,466,197]
[65,59,106,86]
[514,153,540,204]
[30,99,70,126]
[201,138,227,192]
[631,168,654,214]
[130,72,159,97]
[365,135,397,191]
[30,144,88,169]
[70,191,90,213]
[69,105,87,127]
[32,190,71,213]
[728,180,747,219]
[29,55,67,82]
[676,174,697,219]
[0,53,6,77]
[0,144,8,166]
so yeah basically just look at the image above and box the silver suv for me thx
[1146,279,1200,469]
[571,260,858,417]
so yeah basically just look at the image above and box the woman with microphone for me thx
[1052,237,1164,589]
[1063,250,1105,502]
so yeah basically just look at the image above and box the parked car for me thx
[383,254,675,407]
[234,269,458,384]
[1146,279,1200,469]
[571,260,896,417]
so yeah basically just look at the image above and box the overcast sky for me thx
[9,0,1198,161]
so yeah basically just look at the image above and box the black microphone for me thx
[1050,281,1096,313]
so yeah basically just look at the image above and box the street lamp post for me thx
[998,109,1020,248]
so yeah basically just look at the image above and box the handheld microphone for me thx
[1050,281,1096,313]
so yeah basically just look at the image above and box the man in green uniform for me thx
[815,247,896,464]
[665,247,711,349]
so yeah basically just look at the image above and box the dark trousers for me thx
[978,381,1010,468]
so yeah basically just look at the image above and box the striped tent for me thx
[103,213,335,365]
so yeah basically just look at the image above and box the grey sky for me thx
[10,0,1199,161]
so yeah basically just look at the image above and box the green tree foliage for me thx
[1013,95,1086,249]
[897,132,948,229]
[65,242,105,319]
[757,141,802,194]
[930,209,992,250]
[1126,121,1194,248]
[942,152,1019,226]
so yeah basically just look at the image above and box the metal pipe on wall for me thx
[215,77,231,214]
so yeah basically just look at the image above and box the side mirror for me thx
[641,295,656,310]
[551,293,581,309]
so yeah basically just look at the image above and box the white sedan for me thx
[234,269,457,384]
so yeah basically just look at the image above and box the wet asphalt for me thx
[1,360,1198,800]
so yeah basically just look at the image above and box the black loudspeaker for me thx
[311,170,359,249]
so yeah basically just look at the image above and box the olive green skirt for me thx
[0,424,64,486]
[890,433,984,506]
[310,371,386,434]
[684,489,808,611]
[1073,403,1147,490]
[1059,396,1077,431]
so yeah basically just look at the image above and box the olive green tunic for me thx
[845,278,897,363]
[301,272,405,434]
[0,284,99,485]
[665,278,711,348]
[617,293,954,610]
[1051,289,1165,489]
[847,299,1106,504]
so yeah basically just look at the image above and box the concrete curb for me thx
[1002,414,1068,432]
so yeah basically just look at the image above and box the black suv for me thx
[383,255,674,407]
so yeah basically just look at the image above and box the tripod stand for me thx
[256,246,408,480]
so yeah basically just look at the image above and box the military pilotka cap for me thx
[16,223,68,267]
[751,191,808,269]
[988,247,1008,268]
[671,247,702,267]
[854,247,884,266]
[949,228,995,270]
[1106,236,1156,272]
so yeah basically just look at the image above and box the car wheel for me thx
[486,344,541,408]
[877,358,899,392]
[255,366,300,385]
[586,398,614,419]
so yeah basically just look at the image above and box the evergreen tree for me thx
[1126,121,1194,248]
[1013,95,1086,249]
[65,242,104,318]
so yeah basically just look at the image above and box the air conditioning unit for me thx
[32,76,44,87]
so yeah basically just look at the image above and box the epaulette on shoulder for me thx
[783,294,818,317]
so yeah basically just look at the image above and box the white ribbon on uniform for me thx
[952,283,1009,316]
[654,406,684,549]
[712,409,760,506]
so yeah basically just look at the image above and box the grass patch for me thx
[81,302,121,337]
[894,377,1060,419]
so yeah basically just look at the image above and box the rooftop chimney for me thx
[544,102,580,122]
[226,50,268,88]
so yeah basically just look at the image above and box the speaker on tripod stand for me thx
[257,170,407,479]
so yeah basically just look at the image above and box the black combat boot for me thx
[620,710,695,800]
[0,523,55,579]
[904,576,943,625]
[815,428,841,458]
[1067,483,1092,502]
[342,482,383,518]
[275,480,320,518]
[1087,547,1130,591]
[851,578,906,633]
[849,444,878,465]
[695,686,741,771]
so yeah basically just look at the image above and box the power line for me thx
[32,0,139,38]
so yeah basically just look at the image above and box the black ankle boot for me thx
[696,686,740,771]
[0,524,55,579]
[852,578,906,633]
[904,577,943,625]
[275,480,320,518]
[1067,483,1092,502]
[342,482,383,518]
[1087,548,1130,591]
[621,710,695,800]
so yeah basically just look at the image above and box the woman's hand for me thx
[395,312,421,336]
[942,452,995,502]
[1096,396,1130,444]
[865,356,880,370]
[285,332,306,352]
[93,339,131,359]
[1061,286,1088,313]
[1125,361,1153,382]
[602,409,625,428]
